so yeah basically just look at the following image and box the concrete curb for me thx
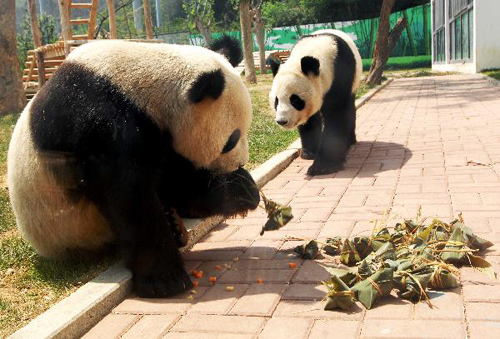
[9,78,393,339]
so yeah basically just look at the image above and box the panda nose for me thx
[276,119,288,126]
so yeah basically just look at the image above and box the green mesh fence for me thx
[189,4,431,60]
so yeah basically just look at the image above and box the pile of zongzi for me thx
[293,214,496,310]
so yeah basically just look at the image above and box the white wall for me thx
[432,0,500,73]
[475,0,500,71]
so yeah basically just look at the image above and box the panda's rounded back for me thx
[67,40,252,172]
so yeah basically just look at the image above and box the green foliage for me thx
[16,11,58,70]
[182,0,216,31]
[483,69,500,81]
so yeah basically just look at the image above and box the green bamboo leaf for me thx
[323,275,356,310]
[352,268,393,309]
[340,239,362,266]
[294,240,318,260]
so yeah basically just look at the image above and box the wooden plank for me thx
[23,68,59,75]
[72,34,89,40]
[36,51,46,88]
[23,74,53,81]
[87,0,99,39]
[24,57,36,89]
[70,3,93,8]
[70,19,90,25]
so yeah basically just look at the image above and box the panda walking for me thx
[269,29,362,176]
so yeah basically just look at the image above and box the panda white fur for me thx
[7,38,259,297]
[269,29,362,175]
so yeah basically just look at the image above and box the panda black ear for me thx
[188,69,226,103]
[301,56,320,76]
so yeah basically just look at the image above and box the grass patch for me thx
[483,69,500,81]
[0,114,118,337]
[244,74,299,169]
[362,55,432,71]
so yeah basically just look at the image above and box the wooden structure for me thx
[23,42,66,100]
[21,0,156,100]
[65,0,100,41]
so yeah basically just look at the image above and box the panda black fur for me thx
[269,29,362,176]
[208,35,243,67]
[7,40,260,297]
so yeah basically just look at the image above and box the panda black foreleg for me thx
[88,162,192,298]
[298,112,322,160]
[307,98,354,176]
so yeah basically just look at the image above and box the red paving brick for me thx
[82,75,500,338]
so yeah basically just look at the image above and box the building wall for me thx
[432,0,500,73]
[475,0,500,71]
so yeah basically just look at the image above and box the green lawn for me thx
[362,55,432,71]
[483,69,500,81]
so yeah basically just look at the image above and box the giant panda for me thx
[269,29,362,176]
[7,39,259,297]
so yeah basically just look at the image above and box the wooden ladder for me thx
[66,0,100,40]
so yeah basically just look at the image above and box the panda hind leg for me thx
[298,113,322,160]
[89,164,192,298]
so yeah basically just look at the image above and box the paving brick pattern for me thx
[84,75,500,338]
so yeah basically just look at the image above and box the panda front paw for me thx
[134,267,193,298]
[307,160,344,176]
[300,148,316,160]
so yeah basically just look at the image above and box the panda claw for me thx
[300,148,316,160]
[134,269,193,298]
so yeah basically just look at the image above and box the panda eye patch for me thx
[274,97,278,110]
[222,129,241,154]
[290,94,305,111]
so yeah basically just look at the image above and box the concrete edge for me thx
[9,263,132,339]
[9,78,393,339]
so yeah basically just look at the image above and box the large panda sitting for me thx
[7,38,259,297]
[269,29,362,176]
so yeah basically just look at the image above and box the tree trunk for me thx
[143,0,154,39]
[57,0,72,54]
[253,7,266,74]
[403,11,417,56]
[28,0,43,48]
[0,0,27,115]
[240,0,256,83]
[107,0,117,38]
[423,4,430,55]
[367,13,407,85]
[194,16,211,46]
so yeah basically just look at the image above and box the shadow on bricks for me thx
[308,141,412,181]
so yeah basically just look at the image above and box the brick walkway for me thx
[83,75,500,339]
